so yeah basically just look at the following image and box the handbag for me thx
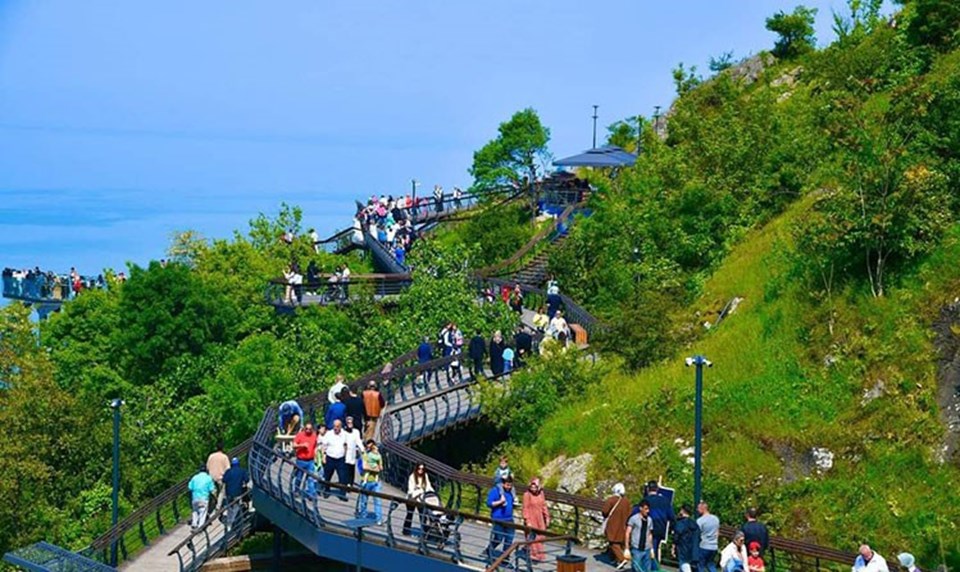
[600,496,623,535]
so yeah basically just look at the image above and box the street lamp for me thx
[591,105,599,149]
[684,355,712,507]
[109,398,124,566]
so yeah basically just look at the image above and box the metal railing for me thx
[2,271,106,303]
[167,493,255,572]
[248,430,576,571]
[473,202,581,280]
[265,273,413,307]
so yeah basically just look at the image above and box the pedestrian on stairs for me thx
[362,380,385,441]
[468,330,487,380]
[188,465,215,532]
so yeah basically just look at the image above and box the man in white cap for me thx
[852,545,889,572]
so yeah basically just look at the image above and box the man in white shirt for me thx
[327,375,347,404]
[852,545,889,572]
[320,420,350,500]
[343,416,365,484]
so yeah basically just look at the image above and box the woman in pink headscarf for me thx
[522,477,551,561]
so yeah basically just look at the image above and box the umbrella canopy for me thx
[553,144,637,168]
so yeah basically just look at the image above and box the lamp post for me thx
[411,179,419,216]
[591,105,599,149]
[109,398,124,566]
[684,355,711,507]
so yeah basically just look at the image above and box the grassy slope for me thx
[514,197,960,563]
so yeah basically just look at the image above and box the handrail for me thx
[485,534,577,572]
[474,202,581,279]
[166,492,251,556]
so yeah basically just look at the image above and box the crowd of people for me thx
[599,481,914,572]
[2,266,114,301]
[281,261,351,305]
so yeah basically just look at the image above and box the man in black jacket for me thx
[343,388,365,433]
[468,330,486,380]
[642,481,676,562]
[672,504,699,572]
[741,507,770,555]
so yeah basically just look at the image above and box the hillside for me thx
[502,196,960,561]
[483,2,960,565]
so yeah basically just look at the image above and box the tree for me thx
[901,0,960,51]
[831,0,884,47]
[117,261,242,385]
[709,51,735,73]
[469,108,551,192]
[606,118,641,152]
[672,63,702,96]
[766,6,819,59]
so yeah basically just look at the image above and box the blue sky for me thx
[0,0,889,274]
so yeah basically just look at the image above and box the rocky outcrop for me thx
[932,301,960,464]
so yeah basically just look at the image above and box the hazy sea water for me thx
[0,186,358,278]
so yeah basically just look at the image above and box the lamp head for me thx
[109,398,125,409]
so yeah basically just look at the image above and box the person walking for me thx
[325,390,348,429]
[602,483,632,569]
[697,501,720,572]
[206,442,231,510]
[343,416,364,484]
[489,331,505,377]
[673,504,700,572]
[292,423,319,500]
[403,463,434,536]
[327,374,347,404]
[740,508,769,555]
[343,387,365,434]
[362,380,385,441]
[643,480,676,561]
[468,330,487,380]
[188,466,215,532]
[625,500,655,572]
[852,545,889,572]
[357,440,384,524]
[319,420,349,500]
[221,458,249,531]
[522,477,550,562]
[483,476,516,562]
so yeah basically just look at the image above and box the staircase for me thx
[511,231,569,287]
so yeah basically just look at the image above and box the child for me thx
[747,542,765,572]
[502,346,515,373]
[493,456,512,491]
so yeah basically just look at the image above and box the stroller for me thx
[420,491,454,549]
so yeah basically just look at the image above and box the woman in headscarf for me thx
[522,477,550,562]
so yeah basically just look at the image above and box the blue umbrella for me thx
[553,144,637,168]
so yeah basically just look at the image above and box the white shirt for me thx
[720,542,748,569]
[321,430,349,460]
[328,380,347,403]
[343,429,364,465]
[853,553,889,572]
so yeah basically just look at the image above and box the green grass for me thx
[507,198,960,566]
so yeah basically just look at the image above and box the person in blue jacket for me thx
[278,400,303,435]
[324,390,348,429]
[483,476,515,562]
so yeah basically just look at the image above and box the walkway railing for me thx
[265,273,413,308]
[166,493,255,572]
[249,413,577,571]
[473,202,581,280]
[2,271,105,304]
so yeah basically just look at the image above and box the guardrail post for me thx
[138,520,149,547]
[573,506,580,538]
[156,507,165,535]
[172,492,181,522]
